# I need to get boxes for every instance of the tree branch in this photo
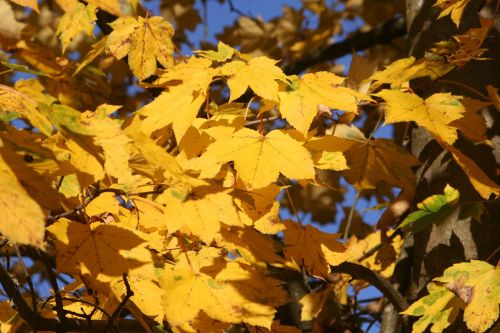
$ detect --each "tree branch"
[0,263,146,332]
[331,262,408,312]
[284,16,407,74]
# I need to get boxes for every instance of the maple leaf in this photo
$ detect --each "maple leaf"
[201,128,315,189]
[278,72,370,135]
[0,83,53,137]
[405,260,500,333]
[434,260,500,333]
[434,0,470,27]
[217,226,284,266]
[221,56,286,102]
[445,145,500,199]
[299,286,334,321]
[196,41,235,62]
[342,138,420,193]
[368,57,453,89]
[402,283,462,333]
[47,219,151,281]
[56,2,97,53]
[0,149,45,248]
[376,90,465,145]
[400,184,459,233]
[107,16,175,80]
[161,186,242,243]
[112,264,165,322]
[283,220,345,278]
[159,248,287,329]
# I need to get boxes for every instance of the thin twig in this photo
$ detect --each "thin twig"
[38,250,66,325]
[105,274,134,333]
[245,116,278,127]
[13,245,37,312]
[343,190,362,241]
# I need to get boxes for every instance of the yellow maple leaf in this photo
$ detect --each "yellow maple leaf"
[0,84,53,137]
[283,220,345,278]
[47,219,151,281]
[278,72,370,135]
[368,57,453,89]
[299,286,334,321]
[160,248,287,329]
[376,90,465,145]
[434,0,470,27]
[112,264,165,322]
[162,186,242,243]
[435,260,500,333]
[139,85,206,141]
[221,57,286,102]
[445,145,500,199]
[56,2,97,53]
[405,260,499,333]
[0,150,45,248]
[402,283,462,333]
[343,138,420,193]
[217,226,284,266]
[107,16,175,80]
[201,128,315,189]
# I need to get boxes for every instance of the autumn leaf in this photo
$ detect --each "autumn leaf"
[376,90,465,144]
[0,149,45,248]
[196,41,235,62]
[402,283,462,333]
[221,56,286,102]
[299,286,334,321]
[368,57,454,89]
[47,219,151,281]
[0,83,53,137]
[434,260,500,333]
[283,220,345,278]
[107,16,175,80]
[405,260,500,333]
[161,186,242,243]
[201,128,315,189]
[159,248,287,329]
[445,145,500,199]
[56,2,97,53]
[434,0,470,27]
[278,72,371,135]
[400,184,459,233]
[342,138,420,193]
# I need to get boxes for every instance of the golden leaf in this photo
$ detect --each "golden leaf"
[435,260,500,333]
[445,145,500,199]
[283,220,345,278]
[107,16,175,80]
[47,219,151,281]
[201,128,315,189]
[221,57,286,102]
[56,2,97,53]
[160,248,287,329]
[0,149,45,248]
[434,0,470,27]
[278,72,370,135]
[376,90,465,145]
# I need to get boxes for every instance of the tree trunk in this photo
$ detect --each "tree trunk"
[399,0,500,327]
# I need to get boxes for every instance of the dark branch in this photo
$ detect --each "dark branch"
[284,16,407,74]
[0,263,146,332]
[105,274,135,332]
[331,262,409,312]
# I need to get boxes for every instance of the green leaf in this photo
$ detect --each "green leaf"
[400,184,459,233]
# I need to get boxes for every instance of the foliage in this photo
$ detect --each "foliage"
[0,0,498,332]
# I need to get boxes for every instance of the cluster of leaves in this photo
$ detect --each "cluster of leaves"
[0,0,499,332]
